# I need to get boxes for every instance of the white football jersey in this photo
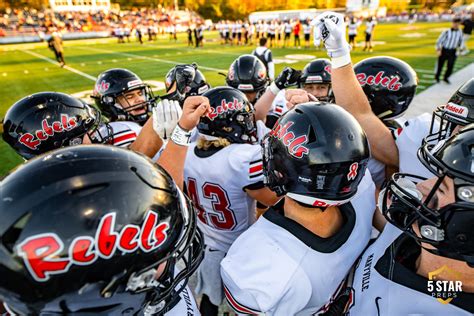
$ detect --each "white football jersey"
[163,285,200,316]
[393,113,438,178]
[98,121,142,148]
[348,22,359,35]
[220,170,376,315]
[184,122,269,252]
[347,223,474,315]
[268,89,288,118]
[367,158,386,188]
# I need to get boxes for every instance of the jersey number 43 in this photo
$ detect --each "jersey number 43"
[187,178,237,230]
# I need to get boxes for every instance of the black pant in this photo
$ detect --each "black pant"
[435,48,457,80]
[54,50,65,64]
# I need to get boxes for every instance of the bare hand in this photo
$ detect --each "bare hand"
[285,89,311,110]
[179,96,210,131]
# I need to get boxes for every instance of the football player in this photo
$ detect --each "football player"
[316,12,474,179]
[225,54,269,105]
[266,58,333,128]
[346,125,474,315]
[2,92,111,160]
[0,94,210,315]
[0,145,204,315]
[91,68,155,149]
[220,101,376,314]
[93,68,155,125]
[353,56,418,188]
[184,86,280,315]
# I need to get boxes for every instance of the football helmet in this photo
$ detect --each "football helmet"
[298,58,333,101]
[2,92,110,159]
[381,124,474,266]
[93,68,155,124]
[425,78,474,145]
[225,54,268,101]
[0,145,204,314]
[262,102,370,208]
[354,56,418,121]
[186,69,211,96]
[197,86,257,144]
[164,63,198,101]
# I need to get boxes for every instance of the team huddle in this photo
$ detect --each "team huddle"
[1,11,473,316]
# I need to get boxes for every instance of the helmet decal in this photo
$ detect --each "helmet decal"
[18,114,78,150]
[227,65,235,81]
[16,210,170,282]
[207,98,245,121]
[356,71,402,91]
[445,102,468,118]
[269,121,309,159]
[96,80,110,94]
[127,79,142,88]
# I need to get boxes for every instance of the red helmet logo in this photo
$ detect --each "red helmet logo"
[269,121,309,159]
[17,210,169,282]
[18,114,78,150]
[356,71,402,91]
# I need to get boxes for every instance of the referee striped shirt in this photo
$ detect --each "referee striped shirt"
[436,28,463,50]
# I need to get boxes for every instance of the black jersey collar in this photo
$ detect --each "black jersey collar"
[262,204,356,253]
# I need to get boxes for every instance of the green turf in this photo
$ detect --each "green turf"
[0,21,473,176]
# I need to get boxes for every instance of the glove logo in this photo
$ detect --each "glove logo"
[16,210,170,282]
[18,114,78,150]
[356,71,402,91]
[269,121,309,159]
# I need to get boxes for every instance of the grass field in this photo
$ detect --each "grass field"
[0,21,473,176]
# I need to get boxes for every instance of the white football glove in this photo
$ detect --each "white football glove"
[152,99,182,140]
[315,12,351,63]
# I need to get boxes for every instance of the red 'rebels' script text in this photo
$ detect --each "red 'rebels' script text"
[356,71,402,91]
[18,114,78,150]
[17,210,169,282]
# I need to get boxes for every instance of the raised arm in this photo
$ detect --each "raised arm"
[315,12,399,167]
[158,96,210,190]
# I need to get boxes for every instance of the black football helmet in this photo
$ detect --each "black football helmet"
[186,69,211,96]
[298,58,333,101]
[93,68,155,124]
[380,124,474,266]
[354,56,418,121]
[425,78,474,146]
[197,86,257,144]
[2,92,110,159]
[225,54,268,101]
[262,102,370,208]
[164,63,197,101]
[0,145,204,314]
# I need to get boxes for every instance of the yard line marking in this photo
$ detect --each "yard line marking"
[414,68,435,74]
[22,50,96,81]
[77,46,226,72]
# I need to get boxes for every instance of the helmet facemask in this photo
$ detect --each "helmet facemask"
[381,135,474,266]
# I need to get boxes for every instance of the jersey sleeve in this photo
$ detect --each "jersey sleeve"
[393,113,435,177]
[221,224,312,315]
[270,90,288,118]
[106,121,141,148]
[228,144,264,191]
